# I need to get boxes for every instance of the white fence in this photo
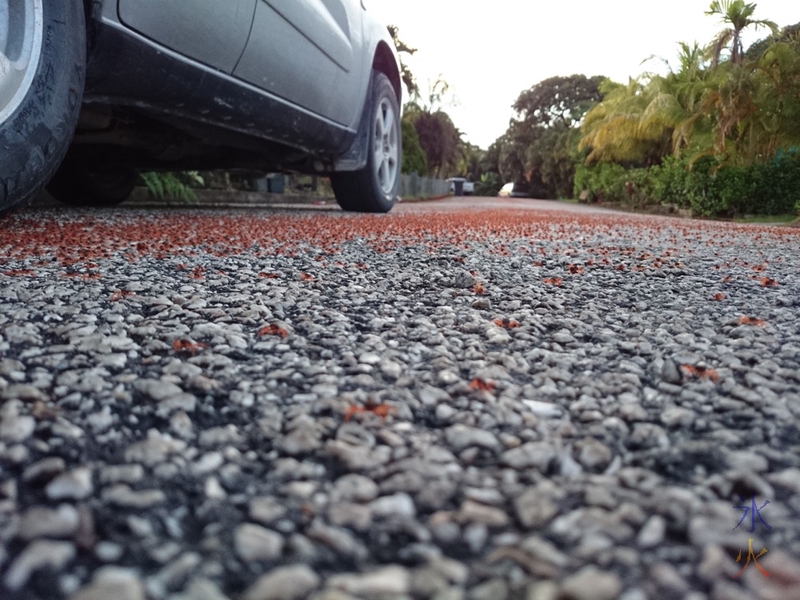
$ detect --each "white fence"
[400,174,449,199]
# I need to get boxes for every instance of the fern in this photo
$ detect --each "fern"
[140,172,203,202]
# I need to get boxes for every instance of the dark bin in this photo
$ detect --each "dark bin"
[267,174,285,193]
[453,179,464,196]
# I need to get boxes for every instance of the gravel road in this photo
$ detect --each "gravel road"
[0,199,799,600]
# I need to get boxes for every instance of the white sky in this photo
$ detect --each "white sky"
[369,0,798,149]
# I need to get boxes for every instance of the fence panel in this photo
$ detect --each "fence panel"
[400,174,449,198]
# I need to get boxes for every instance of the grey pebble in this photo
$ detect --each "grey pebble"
[45,467,94,501]
[327,566,410,596]
[234,524,284,562]
[5,539,76,591]
[69,567,145,600]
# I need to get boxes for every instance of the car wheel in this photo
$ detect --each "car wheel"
[0,0,85,217]
[47,164,139,206]
[331,72,401,213]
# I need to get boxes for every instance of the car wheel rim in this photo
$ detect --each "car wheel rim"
[373,97,398,196]
[0,0,44,123]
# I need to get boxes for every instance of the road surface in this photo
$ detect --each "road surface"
[0,197,798,599]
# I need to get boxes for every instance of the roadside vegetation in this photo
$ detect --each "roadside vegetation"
[482,1,800,219]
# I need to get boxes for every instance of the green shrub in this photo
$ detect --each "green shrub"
[577,150,800,217]
[141,171,203,202]
[754,150,800,215]
[650,156,690,208]
[475,172,502,196]
[401,119,428,175]
[574,162,628,203]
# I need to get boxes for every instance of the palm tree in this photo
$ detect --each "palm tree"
[705,1,778,66]
[579,78,669,165]
[640,42,712,155]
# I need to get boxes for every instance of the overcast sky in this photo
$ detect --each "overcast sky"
[369,0,798,149]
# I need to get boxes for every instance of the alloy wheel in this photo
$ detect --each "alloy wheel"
[372,97,399,196]
[0,0,44,123]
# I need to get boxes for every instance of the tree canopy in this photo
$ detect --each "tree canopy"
[513,75,604,129]
[578,12,800,167]
[407,110,461,178]
[494,75,605,197]
[479,4,800,216]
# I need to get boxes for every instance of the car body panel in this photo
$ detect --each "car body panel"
[81,19,353,163]
[76,0,398,173]
[266,0,354,72]
[117,0,257,73]
[234,0,366,126]
[498,182,530,198]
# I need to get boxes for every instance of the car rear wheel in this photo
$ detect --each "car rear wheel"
[331,72,401,213]
[0,0,85,217]
[47,164,139,206]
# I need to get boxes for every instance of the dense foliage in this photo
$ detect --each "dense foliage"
[575,149,800,217]
[141,171,203,202]
[484,3,800,215]
[401,119,428,175]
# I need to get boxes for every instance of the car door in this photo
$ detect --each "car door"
[233,0,365,125]
[117,0,257,73]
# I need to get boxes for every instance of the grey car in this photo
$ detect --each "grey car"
[0,0,403,216]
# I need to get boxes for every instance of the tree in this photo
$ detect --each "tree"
[579,78,673,166]
[492,129,528,188]
[641,42,713,157]
[456,142,485,180]
[404,75,462,178]
[706,1,778,66]
[569,5,800,216]
[513,75,604,129]
[694,35,800,162]
[745,21,800,60]
[500,75,605,196]
[410,110,461,177]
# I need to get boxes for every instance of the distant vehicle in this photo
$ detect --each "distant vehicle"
[498,182,530,198]
[448,177,474,196]
[1,0,402,216]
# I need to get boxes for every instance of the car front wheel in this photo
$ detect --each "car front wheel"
[0,0,86,217]
[331,71,401,213]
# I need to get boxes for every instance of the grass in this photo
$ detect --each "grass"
[733,214,798,224]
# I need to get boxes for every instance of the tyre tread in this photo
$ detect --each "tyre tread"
[0,5,85,217]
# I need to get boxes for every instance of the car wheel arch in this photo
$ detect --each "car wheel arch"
[371,41,401,104]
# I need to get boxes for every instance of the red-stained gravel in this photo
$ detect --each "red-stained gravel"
[1,203,799,600]
[1,207,797,272]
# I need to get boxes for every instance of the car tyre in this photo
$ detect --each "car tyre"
[0,0,85,217]
[47,164,139,206]
[331,71,401,213]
